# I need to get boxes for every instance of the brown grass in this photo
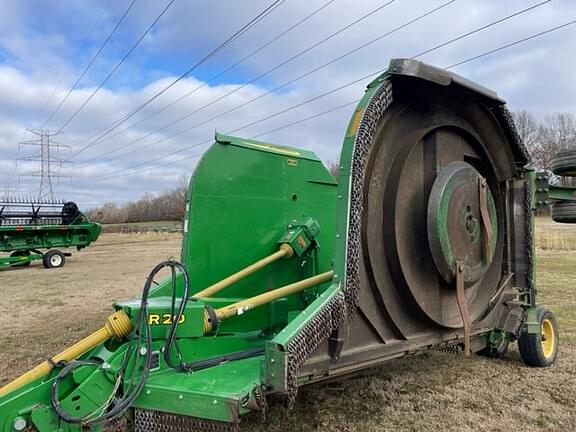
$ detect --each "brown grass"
[0,222,575,431]
[535,216,576,250]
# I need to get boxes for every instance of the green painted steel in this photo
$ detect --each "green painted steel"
[178,132,336,303]
[332,73,387,289]
[534,171,576,206]
[0,251,43,267]
[0,132,338,431]
[1,60,571,431]
[0,222,101,268]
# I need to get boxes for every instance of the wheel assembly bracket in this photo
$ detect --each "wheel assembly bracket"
[523,306,542,335]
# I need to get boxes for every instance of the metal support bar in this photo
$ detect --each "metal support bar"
[204,271,334,332]
[193,244,294,298]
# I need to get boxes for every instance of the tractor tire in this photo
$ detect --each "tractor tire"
[10,250,31,267]
[518,307,559,367]
[551,150,576,176]
[478,337,509,359]
[550,200,576,224]
[43,250,65,269]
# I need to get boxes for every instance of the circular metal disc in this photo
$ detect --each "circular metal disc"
[359,89,509,330]
[427,161,497,284]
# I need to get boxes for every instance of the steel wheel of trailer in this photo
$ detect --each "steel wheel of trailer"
[43,250,65,269]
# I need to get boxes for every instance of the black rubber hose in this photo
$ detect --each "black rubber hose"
[50,260,181,426]
[162,260,193,371]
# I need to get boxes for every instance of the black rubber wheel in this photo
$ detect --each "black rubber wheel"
[518,307,559,367]
[10,250,31,267]
[478,337,509,359]
[550,200,576,224]
[43,250,65,269]
[551,150,576,176]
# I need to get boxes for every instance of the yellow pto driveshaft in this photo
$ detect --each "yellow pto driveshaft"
[204,270,333,333]
[0,310,133,397]
[194,244,294,298]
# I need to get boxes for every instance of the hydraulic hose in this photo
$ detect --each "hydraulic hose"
[50,260,184,426]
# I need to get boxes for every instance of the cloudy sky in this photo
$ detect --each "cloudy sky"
[0,0,575,207]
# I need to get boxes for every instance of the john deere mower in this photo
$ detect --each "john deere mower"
[0,200,101,269]
[0,59,569,431]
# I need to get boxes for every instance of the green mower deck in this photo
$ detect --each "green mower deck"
[0,59,571,432]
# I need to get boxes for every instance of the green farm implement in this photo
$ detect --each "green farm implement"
[1,59,572,431]
[0,200,101,269]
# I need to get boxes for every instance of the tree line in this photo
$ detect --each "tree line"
[87,111,575,223]
[86,176,188,223]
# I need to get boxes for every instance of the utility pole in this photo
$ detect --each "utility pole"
[18,129,70,201]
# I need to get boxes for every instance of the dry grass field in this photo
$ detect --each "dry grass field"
[0,219,575,431]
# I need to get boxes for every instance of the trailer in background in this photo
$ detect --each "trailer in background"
[0,200,101,269]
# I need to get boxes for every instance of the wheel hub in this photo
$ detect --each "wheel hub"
[541,318,555,359]
[427,161,497,284]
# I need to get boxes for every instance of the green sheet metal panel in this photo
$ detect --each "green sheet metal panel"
[0,223,101,252]
[179,133,337,308]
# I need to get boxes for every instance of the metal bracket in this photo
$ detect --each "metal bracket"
[478,178,493,263]
[328,330,344,362]
[262,343,288,392]
[455,261,471,356]
[524,306,541,335]
[278,217,320,257]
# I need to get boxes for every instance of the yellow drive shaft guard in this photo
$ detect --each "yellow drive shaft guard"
[0,310,133,397]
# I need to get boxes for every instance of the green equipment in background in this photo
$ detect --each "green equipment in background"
[0,59,571,431]
[0,200,101,269]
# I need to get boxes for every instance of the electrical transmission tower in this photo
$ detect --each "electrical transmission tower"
[18,129,70,201]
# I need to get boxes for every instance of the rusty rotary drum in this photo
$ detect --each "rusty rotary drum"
[359,74,511,333]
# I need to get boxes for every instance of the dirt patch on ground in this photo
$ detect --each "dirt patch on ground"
[0,231,574,431]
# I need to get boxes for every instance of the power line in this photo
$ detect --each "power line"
[37,0,115,126]
[81,0,335,163]
[74,0,400,164]
[90,0,528,166]
[446,18,576,69]
[74,3,564,186]
[89,0,548,167]
[68,0,286,158]
[251,100,360,140]
[411,0,551,59]
[74,100,360,185]
[113,0,544,165]
[75,102,356,184]
[55,0,177,133]
[42,0,137,129]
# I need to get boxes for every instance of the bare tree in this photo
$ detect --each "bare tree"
[175,175,189,220]
[328,161,340,180]
[534,113,576,172]
[87,177,190,224]
[512,110,540,159]
[86,202,126,224]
